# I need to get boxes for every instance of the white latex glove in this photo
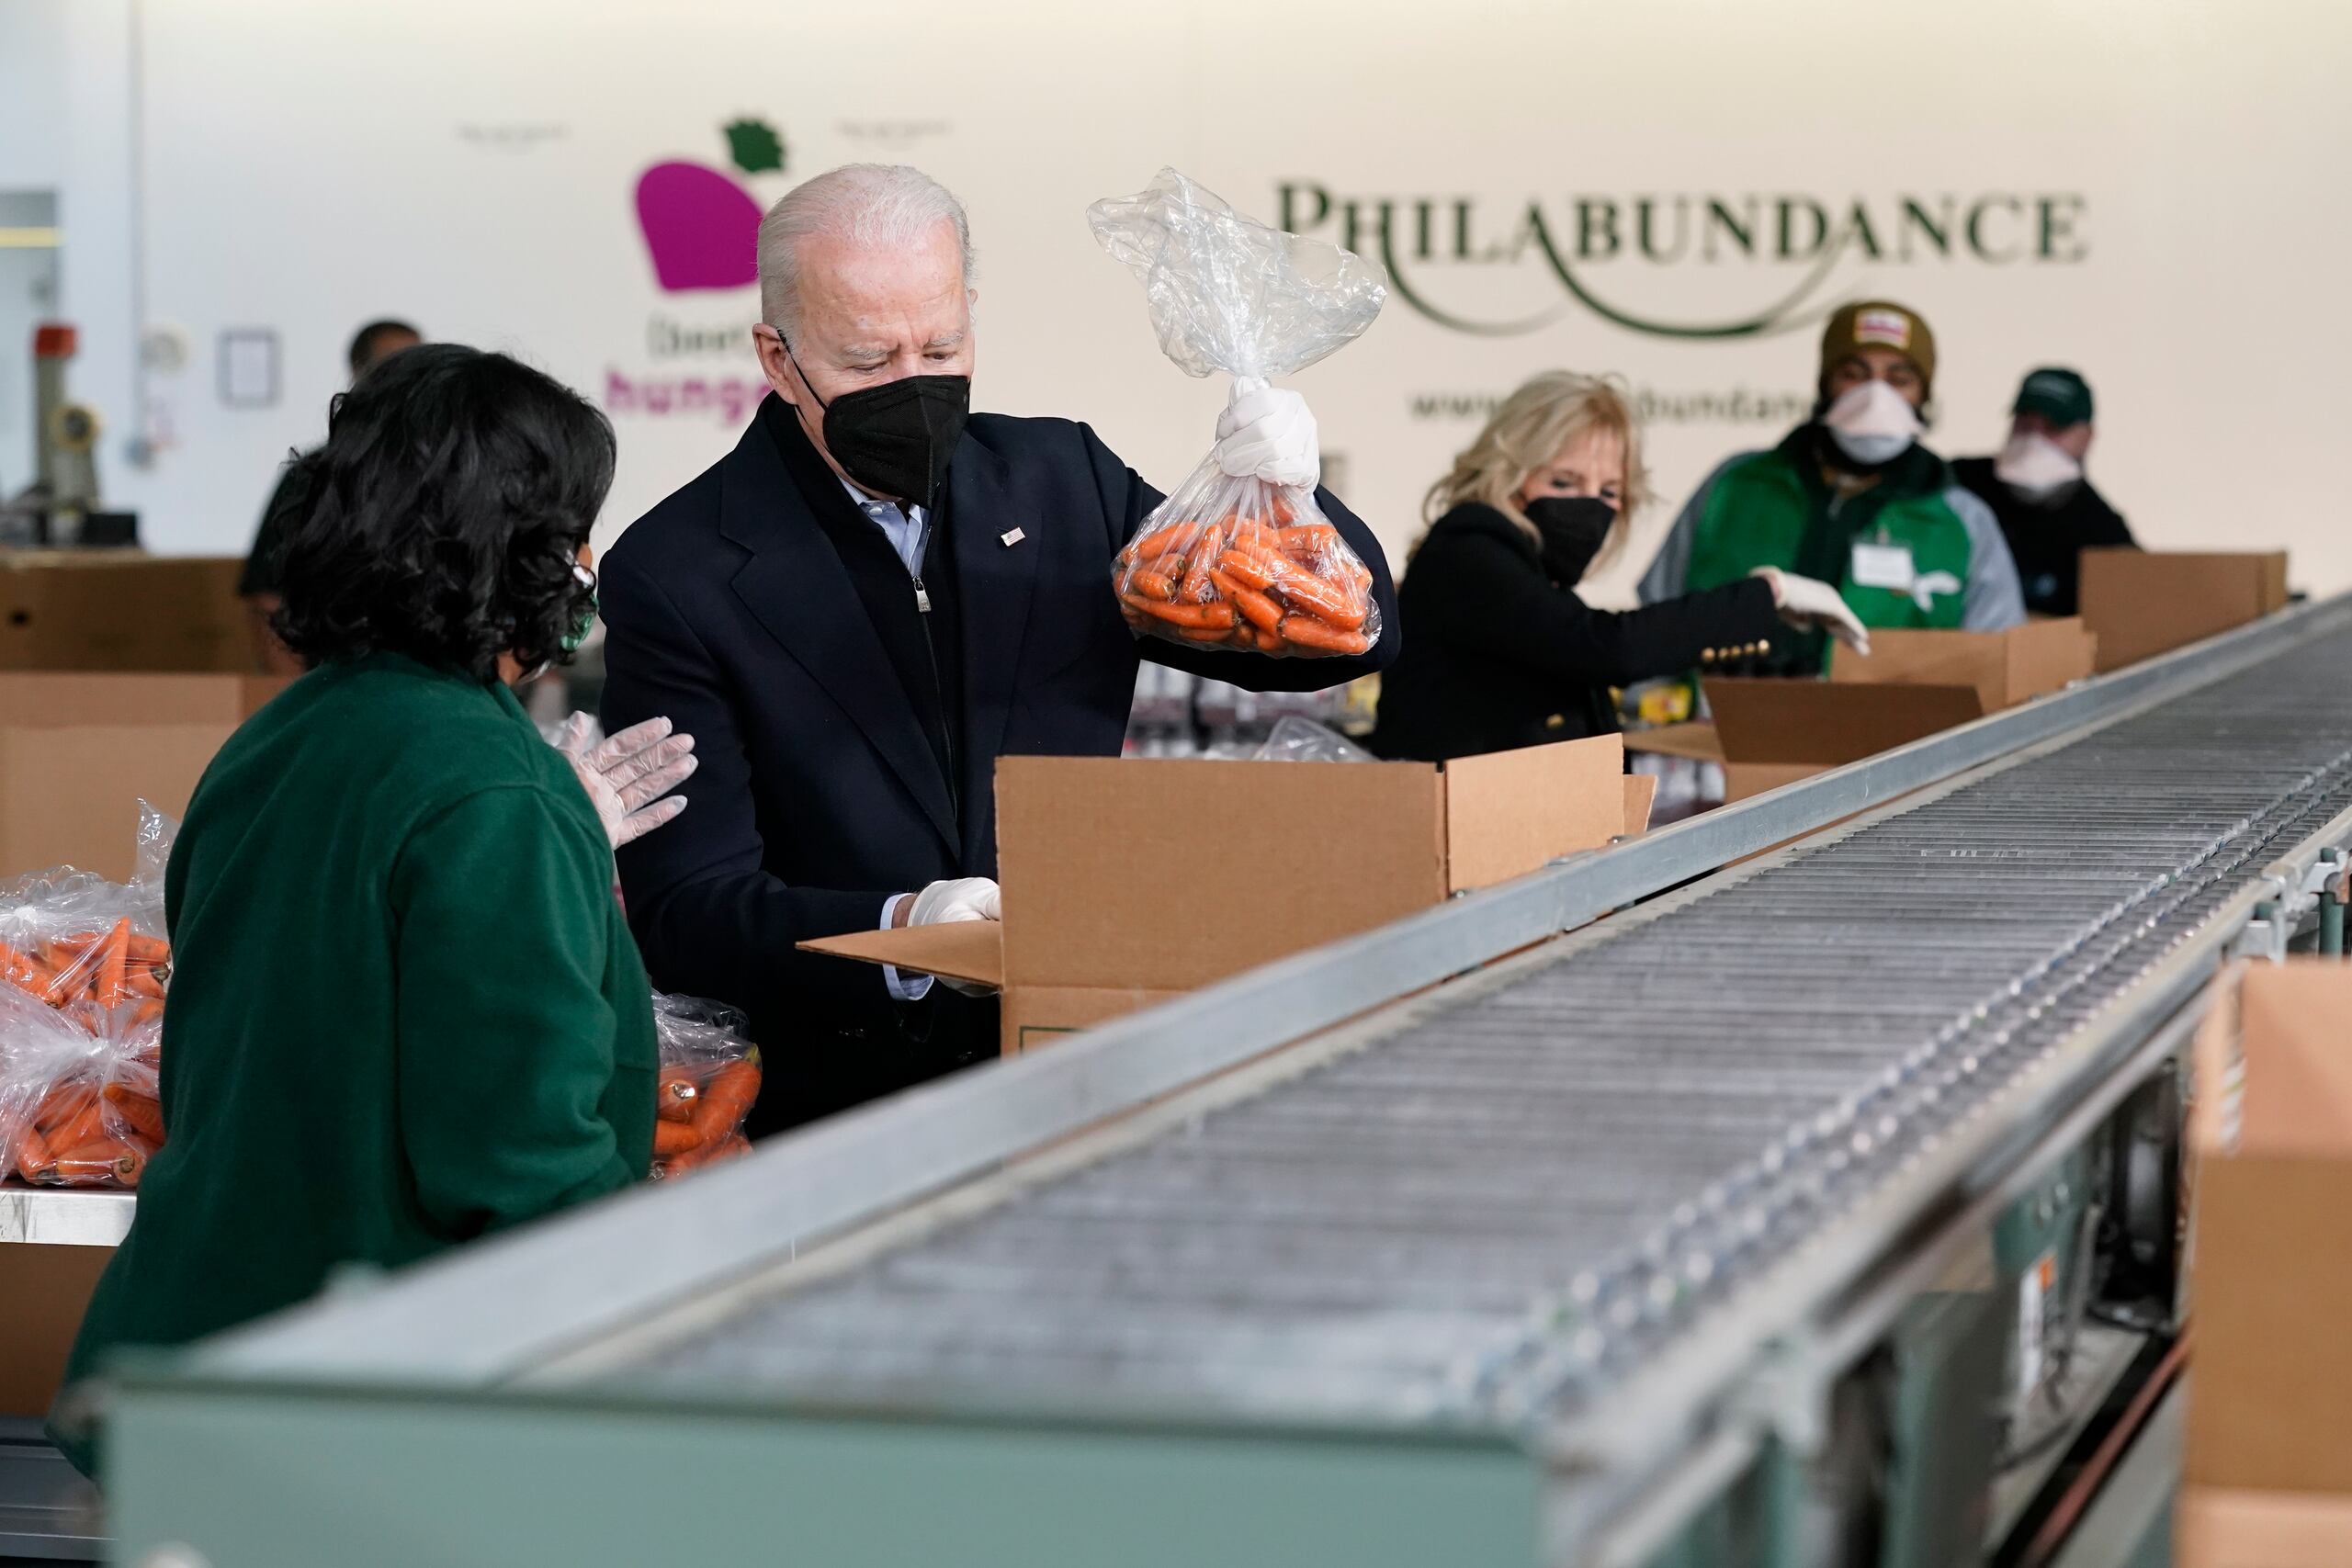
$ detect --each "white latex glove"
[907,876,1001,925]
[1211,378,1320,488]
[553,712,697,850]
[903,876,1001,997]
[1754,569,1871,657]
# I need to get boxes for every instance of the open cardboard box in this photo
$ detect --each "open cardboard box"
[0,672,289,880]
[0,553,255,673]
[1624,620,2097,804]
[805,736,1650,1055]
[2079,549,2289,673]
[1826,616,2096,713]
[2178,960,2352,1567]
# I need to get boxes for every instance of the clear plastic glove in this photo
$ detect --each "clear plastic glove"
[901,876,1001,996]
[1754,568,1872,657]
[1211,378,1319,488]
[553,712,697,849]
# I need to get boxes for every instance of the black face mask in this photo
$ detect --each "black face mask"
[1523,495,1616,586]
[785,341,970,510]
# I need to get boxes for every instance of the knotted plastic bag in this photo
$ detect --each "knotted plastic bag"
[648,992,761,1178]
[0,804,177,1188]
[1090,168,1387,658]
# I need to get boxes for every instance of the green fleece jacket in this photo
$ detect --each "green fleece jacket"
[54,655,654,1472]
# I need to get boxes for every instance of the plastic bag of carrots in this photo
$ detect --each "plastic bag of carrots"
[0,806,177,1189]
[649,993,762,1179]
[1090,169,1386,658]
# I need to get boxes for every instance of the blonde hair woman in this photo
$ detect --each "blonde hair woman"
[1367,371,1865,761]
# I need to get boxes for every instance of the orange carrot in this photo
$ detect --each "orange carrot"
[125,934,171,964]
[1122,594,1236,630]
[1209,569,1283,633]
[1172,623,1238,644]
[10,1122,54,1180]
[1272,521,1341,554]
[663,1141,718,1175]
[45,1097,106,1154]
[1124,520,1201,563]
[688,1058,763,1145]
[1254,625,1289,653]
[39,948,93,1007]
[124,966,165,999]
[1177,524,1227,604]
[129,998,165,1031]
[1214,547,1281,594]
[103,1082,165,1144]
[1220,544,1366,624]
[1279,614,1373,656]
[96,919,131,1010]
[657,1066,699,1123]
[47,1139,142,1187]
[1268,570,1364,629]
[653,1119,702,1157]
[1128,570,1178,601]
[2,956,54,1001]
[36,1081,97,1134]
[1268,492,1298,525]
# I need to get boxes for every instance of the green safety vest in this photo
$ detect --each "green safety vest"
[1686,428,1976,670]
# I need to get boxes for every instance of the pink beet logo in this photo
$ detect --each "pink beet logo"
[634,118,785,292]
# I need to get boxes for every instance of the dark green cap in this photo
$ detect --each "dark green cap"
[2012,367,2093,427]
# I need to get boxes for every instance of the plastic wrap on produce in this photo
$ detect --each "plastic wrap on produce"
[649,992,762,1177]
[1091,169,1386,659]
[1250,715,1374,764]
[0,803,178,1188]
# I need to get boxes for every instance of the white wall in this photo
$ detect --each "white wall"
[6,0,2349,604]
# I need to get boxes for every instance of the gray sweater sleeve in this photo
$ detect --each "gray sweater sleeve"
[1946,484,2028,630]
[1638,453,1755,604]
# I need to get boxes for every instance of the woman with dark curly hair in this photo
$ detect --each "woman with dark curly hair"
[53,346,682,1473]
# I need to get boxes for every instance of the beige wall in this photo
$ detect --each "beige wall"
[14,0,2350,599]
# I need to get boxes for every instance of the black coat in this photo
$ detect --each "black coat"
[1367,502,1780,763]
[600,395,1398,1134]
[1951,457,2134,617]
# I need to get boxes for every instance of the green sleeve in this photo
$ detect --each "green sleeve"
[390,784,638,1237]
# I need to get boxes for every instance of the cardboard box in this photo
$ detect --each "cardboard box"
[1826,617,2097,713]
[0,1244,115,1417]
[2079,549,2290,673]
[0,672,285,880]
[0,553,254,673]
[2179,961,2352,1567]
[1624,622,2098,805]
[1625,680,1984,805]
[805,736,1645,1054]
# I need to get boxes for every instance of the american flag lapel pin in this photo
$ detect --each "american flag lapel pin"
[1000,527,1025,547]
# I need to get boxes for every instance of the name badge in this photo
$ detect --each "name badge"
[1849,542,1917,592]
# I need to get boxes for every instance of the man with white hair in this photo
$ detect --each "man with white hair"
[600,164,1399,1134]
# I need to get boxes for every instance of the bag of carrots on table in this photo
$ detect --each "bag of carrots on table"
[649,992,762,1179]
[0,806,178,1189]
[1089,168,1388,659]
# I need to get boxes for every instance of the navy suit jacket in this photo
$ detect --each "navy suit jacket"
[601,396,1398,1132]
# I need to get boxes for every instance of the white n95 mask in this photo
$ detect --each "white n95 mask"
[1994,432,2084,502]
[1822,379,1923,466]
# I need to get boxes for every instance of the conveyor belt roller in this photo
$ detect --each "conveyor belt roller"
[633,628,2352,1428]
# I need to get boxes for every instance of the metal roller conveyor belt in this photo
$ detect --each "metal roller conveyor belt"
[626,626,2352,1430]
